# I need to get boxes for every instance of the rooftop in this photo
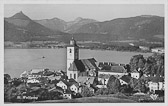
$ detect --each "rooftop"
[68,58,98,72]
[77,76,95,85]
[120,75,132,83]
[100,66,126,73]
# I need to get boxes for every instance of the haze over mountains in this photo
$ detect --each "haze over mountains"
[4,11,164,43]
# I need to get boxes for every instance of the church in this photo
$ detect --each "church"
[66,38,98,81]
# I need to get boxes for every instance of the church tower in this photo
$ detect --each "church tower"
[66,37,79,80]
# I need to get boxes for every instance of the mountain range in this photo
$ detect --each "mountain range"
[4,11,164,43]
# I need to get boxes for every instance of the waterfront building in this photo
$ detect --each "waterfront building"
[151,47,164,54]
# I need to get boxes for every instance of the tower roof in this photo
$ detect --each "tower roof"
[69,37,78,46]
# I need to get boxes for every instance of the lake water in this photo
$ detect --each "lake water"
[4,48,152,78]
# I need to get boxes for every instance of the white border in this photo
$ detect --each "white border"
[0,0,167,106]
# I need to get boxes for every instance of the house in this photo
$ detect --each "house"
[29,68,46,74]
[98,66,127,79]
[147,76,164,93]
[96,85,107,88]
[27,79,40,83]
[151,47,164,54]
[56,79,69,90]
[63,91,72,99]
[70,83,79,93]
[139,46,150,51]
[77,76,96,87]
[47,74,61,81]
[98,74,111,85]
[28,73,42,79]
[131,69,140,79]
[47,84,64,94]
[98,62,123,69]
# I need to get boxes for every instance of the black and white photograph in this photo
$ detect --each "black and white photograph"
[2,0,167,104]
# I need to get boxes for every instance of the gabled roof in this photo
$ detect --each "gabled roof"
[120,75,132,83]
[43,71,54,76]
[58,79,71,86]
[68,58,98,72]
[77,76,95,85]
[100,66,126,73]
[81,58,98,70]
[68,78,77,84]
[99,74,111,79]
[111,66,126,73]
[70,83,79,88]
[98,62,117,67]
[132,69,139,73]
[148,76,164,83]
[58,79,79,87]
[68,60,85,71]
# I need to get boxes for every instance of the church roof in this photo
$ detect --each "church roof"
[68,58,98,72]
[68,60,85,72]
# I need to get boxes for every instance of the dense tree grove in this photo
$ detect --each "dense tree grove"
[129,53,164,77]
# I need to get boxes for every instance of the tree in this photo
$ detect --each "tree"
[107,75,121,94]
[95,88,109,95]
[129,54,146,72]
[143,53,164,76]
[133,79,148,93]
[80,85,93,97]
[125,64,131,73]
[4,74,11,84]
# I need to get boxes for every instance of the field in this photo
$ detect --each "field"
[35,96,137,103]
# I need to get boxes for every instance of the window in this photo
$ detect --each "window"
[70,74,72,78]
[69,49,72,53]
[74,73,76,79]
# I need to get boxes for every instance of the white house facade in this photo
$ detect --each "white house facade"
[70,84,78,93]
[57,81,68,90]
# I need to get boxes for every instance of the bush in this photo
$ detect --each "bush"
[80,86,94,97]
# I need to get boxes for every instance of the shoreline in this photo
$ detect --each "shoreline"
[4,47,152,53]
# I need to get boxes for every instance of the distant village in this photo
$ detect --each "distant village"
[4,40,164,53]
[4,38,164,103]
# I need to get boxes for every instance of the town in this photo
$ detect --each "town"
[4,38,164,103]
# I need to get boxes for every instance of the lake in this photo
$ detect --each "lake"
[4,48,152,78]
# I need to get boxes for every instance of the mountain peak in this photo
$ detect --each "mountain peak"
[75,17,83,22]
[10,11,31,20]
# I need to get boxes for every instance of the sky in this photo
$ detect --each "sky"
[4,4,164,21]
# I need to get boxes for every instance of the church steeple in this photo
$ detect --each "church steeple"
[70,37,77,46]
[67,37,79,80]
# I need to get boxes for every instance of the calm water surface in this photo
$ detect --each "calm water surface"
[4,48,152,78]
